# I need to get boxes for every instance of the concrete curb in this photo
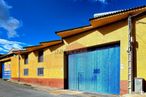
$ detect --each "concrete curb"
[121,93,146,97]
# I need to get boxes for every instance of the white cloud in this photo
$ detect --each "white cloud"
[0,38,27,53]
[0,0,21,38]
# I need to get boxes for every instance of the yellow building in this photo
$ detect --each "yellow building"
[1,5,146,95]
[0,53,15,80]
[11,40,64,88]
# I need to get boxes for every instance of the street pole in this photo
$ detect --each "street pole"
[18,51,21,82]
[128,16,134,94]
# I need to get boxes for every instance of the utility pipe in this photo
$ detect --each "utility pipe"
[18,51,21,82]
[127,15,134,94]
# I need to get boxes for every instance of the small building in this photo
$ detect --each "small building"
[9,40,63,88]
[1,5,146,95]
[0,53,16,80]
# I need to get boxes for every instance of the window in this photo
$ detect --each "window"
[24,54,28,64]
[37,68,44,76]
[24,69,28,76]
[38,50,43,62]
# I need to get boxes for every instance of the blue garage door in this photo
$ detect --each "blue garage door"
[68,44,120,94]
[2,63,11,80]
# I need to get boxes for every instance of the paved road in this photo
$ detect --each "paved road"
[0,79,119,97]
[0,80,57,97]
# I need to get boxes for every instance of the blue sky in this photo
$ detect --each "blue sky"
[0,0,146,54]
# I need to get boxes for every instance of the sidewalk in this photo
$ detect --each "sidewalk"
[9,80,120,97]
[9,80,145,97]
[122,94,146,97]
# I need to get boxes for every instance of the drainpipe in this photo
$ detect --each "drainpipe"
[127,15,134,94]
[18,51,21,82]
[127,11,145,94]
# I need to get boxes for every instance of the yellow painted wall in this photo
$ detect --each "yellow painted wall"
[56,15,146,81]
[11,55,19,78]
[0,55,19,78]
[63,20,129,81]
[3,61,11,78]
[135,16,146,79]
[16,19,129,81]
[19,46,64,79]
[4,61,11,71]
[8,15,146,83]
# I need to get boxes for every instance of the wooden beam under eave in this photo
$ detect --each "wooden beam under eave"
[0,57,11,62]
[56,26,93,38]
[40,41,62,46]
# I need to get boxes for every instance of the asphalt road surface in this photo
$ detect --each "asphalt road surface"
[0,79,119,97]
[0,79,58,97]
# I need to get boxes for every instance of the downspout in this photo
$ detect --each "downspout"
[127,15,134,94]
[18,52,21,82]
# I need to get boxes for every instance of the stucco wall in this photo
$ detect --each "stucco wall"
[11,55,19,78]
[9,15,146,94]
[135,16,146,79]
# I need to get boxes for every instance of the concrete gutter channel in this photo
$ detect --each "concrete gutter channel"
[8,80,146,97]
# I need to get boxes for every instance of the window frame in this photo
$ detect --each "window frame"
[38,50,44,62]
[24,54,28,64]
[24,68,28,76]
[37,67,44,76]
